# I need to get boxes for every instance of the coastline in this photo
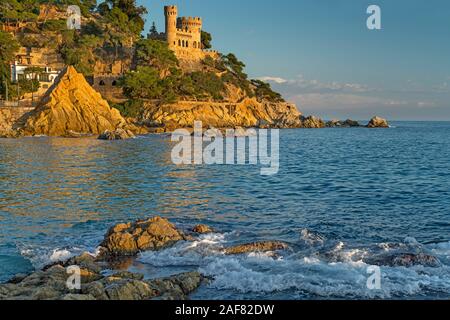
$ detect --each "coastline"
[1,213,446,300]
[0,216,289,300]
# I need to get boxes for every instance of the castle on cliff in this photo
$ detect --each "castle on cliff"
[163,5,218,61]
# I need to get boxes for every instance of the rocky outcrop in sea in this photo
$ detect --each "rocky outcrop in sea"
[98,128,136,140]
[15,66,143,138]
[0,217,199,300]
[0,217,442,300]
[367,116,389,128]
[326,119,361,128]
[98,216,191,258]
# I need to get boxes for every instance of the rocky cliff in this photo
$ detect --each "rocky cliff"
[19,66,135,137]
[0,107,36,138]
[141,98,306,131]
[0,109,14,137]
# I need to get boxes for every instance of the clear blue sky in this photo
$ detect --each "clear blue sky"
[138,0,450,120]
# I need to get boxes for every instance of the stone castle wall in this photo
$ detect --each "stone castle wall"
[87,74,125,103]
[164,5,218,62]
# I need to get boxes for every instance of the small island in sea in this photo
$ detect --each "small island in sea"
[0,1,448,304]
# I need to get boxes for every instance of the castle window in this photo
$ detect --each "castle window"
[99,80,105,86]
[112,80,117,86]
[178,39,181,46]
[186,41,189,48]
[182,40,185,47]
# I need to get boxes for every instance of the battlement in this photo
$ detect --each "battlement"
[179,17,202,24]
[164,5,178,14]
[177,16,202,34]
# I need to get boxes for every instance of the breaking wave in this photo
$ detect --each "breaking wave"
[19,245,93,269]
[138,232,450,300]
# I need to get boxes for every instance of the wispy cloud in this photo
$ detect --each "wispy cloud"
[433,81,449,93]
[258,76,288,84]
[259,74,445,115]
[259,74,371,93]
[289,93,408,110]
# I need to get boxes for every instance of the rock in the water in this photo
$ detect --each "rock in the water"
[99,216,187,257]
[111,271,144,281]
[98,128,135,140]
[326,119,341,128]
[63,252,101,273]
[63,130,93,138]
[300,116,325,128]
[0,252,202,300]
[300,229,326,245]
[103,278,156,300]
[0,265,69,300]
[192,224,214,234]
[230,127,257,137]
[148,271,202,300]
[327,119,361,128]
[19,66,132,137]
[364,253,440,267]
[62,293,96,300]
[342,119,361,127]
[224,241,289,255]
[367,116,389,128]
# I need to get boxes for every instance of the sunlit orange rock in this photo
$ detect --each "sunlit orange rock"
[20,66,130,137]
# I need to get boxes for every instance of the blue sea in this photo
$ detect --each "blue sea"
[0,121,449,299]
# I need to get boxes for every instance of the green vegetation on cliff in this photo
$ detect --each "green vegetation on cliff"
[119,39,283,112]
[0,31,19,99]
[0,30,39,100]
[201,30,212,49]
[1,0,146,76]
[251,80,284,103]
[1,0,285,114]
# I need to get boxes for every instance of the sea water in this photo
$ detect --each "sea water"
[0,121,449,299]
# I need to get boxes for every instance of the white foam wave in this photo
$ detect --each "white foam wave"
[299,229,325,246]
[137,233,450,299]
[19,246,87,269]
[49,249,73,262]
[199,253,450,299]
[428,241,450,257]
[138,233,226,267]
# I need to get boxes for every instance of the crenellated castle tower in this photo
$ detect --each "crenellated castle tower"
[164,5,218,61]
[164,5,178,50]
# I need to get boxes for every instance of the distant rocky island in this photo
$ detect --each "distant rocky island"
[0,2,388,139]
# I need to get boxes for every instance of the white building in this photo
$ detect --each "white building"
[11,62,61,89]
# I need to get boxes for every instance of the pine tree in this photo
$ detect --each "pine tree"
[148,22,158,39]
